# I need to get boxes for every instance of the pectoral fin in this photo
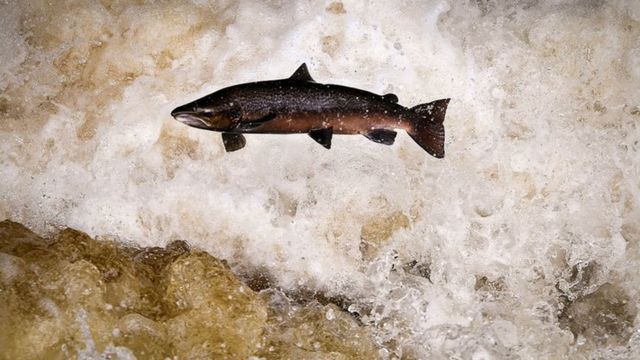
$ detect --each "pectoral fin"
[221,133,246,152]
[235,113,277,130]
[308,127,333,149]
[364,129,397,145]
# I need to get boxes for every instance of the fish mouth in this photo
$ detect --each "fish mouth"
[171,109,211,129]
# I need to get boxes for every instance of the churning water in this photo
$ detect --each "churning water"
[1,1,639,358]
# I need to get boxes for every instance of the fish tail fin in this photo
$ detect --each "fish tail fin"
[407,98,449,158]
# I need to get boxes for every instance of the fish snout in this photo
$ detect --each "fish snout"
[171,104,211,129]
[171,104,193,118]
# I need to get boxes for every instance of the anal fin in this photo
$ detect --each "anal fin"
[364,129,397,145]
[309,127,333,149]
[221,133,246,152]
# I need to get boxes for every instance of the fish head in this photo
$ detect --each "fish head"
[171,91,240,131]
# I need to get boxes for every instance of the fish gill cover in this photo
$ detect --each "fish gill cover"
[0,0,639,359]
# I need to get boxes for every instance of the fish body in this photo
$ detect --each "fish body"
[171,64,449,157]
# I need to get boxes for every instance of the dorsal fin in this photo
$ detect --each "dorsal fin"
[289,63,315,82]
[382,93,398,103]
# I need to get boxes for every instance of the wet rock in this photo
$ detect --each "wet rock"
[163,252,268,359]
[557,261,603,301]
[258,290,380,359]
[474,275,506,292]
[114,313,168,359]
[360,211,410,261]
[0,220,48,256]
[559,283,637,347]
[0,220,381,359]
[402,260,432,282]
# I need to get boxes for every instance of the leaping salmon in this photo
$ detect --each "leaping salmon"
[171,64,450,158]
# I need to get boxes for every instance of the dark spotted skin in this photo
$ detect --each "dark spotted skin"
[191,80,415,134]
[171,64,449,157]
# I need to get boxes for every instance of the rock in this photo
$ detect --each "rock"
[360,211,410,261]
[0,221,382,359]
[559,283,637,347]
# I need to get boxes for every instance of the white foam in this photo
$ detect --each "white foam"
[1,0,639,357]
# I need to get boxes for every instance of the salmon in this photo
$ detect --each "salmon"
[171,64,449,158]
